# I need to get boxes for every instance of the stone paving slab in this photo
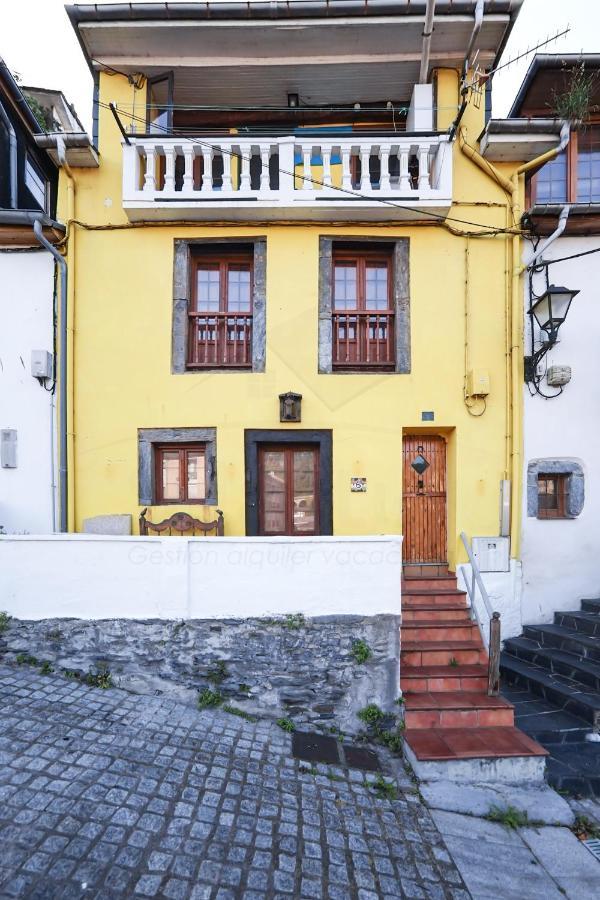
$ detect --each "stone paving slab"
[420,780,574,826]
[0,664,468,899]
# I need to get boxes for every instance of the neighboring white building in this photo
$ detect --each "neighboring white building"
[513,55,600,625]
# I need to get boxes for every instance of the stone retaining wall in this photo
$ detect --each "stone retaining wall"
[0,614,400,732]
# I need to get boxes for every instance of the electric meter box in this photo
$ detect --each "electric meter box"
[31,350,53,380]
[1,429,17,469]
[466,368,490,397]
[472,536,510,573]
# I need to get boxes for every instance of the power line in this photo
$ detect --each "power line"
[101,102,521,236]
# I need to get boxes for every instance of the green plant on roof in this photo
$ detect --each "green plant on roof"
[550,62,599,126]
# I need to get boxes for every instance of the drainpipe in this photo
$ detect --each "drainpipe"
[523,204,570,269]
[55,135,76,532]
[418,0,436,84]
[0,99,17,207]
[33,220,68,533]
[458,121,571,560]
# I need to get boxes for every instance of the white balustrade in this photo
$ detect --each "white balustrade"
[122,134,452,218]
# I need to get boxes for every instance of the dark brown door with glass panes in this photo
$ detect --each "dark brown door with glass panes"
[402,435,447,564]
[258,445,319,536]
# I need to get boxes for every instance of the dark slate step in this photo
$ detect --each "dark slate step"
[500,653,600,727]
[582,598,600,614]
[554,611,600,637]
[523,624,600,664]
[503,635,600,692]
[502,683,590,743]
[544,745,600,799]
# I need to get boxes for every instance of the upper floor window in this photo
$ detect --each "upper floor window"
[24,154,47,211]
[332,250,395,369]
[188,253,253,369]
[531,127,600,205]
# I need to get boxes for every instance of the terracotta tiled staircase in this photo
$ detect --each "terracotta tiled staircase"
[401,566,547,769]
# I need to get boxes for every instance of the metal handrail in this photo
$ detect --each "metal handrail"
[459,531,501,696]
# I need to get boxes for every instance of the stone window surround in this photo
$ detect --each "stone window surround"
[138,428,217,506]
[172,237,266,374]
[527,458,584,519]
[318,236,410,374]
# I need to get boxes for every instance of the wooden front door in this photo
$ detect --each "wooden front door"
[258,445,319,536]
[402,435,447,563]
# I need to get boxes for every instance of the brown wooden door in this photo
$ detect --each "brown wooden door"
[402,435,447,563]
[258,445,319,536]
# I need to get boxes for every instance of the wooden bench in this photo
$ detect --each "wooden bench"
[139,508,224,536]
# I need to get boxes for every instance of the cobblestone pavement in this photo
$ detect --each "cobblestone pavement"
[0,665,469,900]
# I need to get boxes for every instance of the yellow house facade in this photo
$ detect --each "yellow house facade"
[61,1,561,573]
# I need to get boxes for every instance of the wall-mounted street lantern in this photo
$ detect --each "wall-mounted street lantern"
[279,391,302,423]
[524,283,579,383]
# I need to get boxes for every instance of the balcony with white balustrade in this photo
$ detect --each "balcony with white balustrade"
[121,134,453,222]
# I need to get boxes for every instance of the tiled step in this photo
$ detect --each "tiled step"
[502,684,591,745]
[403,564,450,577]
[403,592,468,609]
[403,575,458,592]
[523,623,600,664]
[582,598,600,614]
[402,640,488,667]
[500,652,600,728]
[402,606,471,623]
[404,725,547,762]
[504,635,600,693]
[402,620,480,643]
[404,692,514,729]
[555,610,600,637]
[402,664,489,693]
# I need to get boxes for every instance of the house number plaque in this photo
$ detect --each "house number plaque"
[351,477,367,493]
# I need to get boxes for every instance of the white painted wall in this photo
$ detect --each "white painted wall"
[0,534,402,620]
[521,235,600,624]
[0,251,56,534]
[458,560,523,641]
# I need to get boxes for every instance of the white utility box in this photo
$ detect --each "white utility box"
[1,429,17,468]
[472,536,510,573]
[31,350,53,380]
[547,365,571,387]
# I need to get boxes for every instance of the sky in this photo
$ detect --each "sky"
[1,0,598,133]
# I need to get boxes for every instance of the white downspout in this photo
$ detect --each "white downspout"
[419,0,437,84]
[461,0,484,83]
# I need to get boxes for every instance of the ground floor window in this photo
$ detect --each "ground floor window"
[527,458,584,519]
[537,473,569,519]
[155,444,206,504]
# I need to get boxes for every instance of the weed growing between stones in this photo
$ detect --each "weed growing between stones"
[486,805,532,829]
[238,683,251,695]
[83,667,113,690]
[283,613,305,630]
[350,639,371,665]
[572,814,600,841]
[370,774,398,801]
[198,688,224,709]
[62,669,80,680]
[395,695,405,705]
[276,717,296,733]
[0,611,11,635]
[222,703,257,723]
[449,657,459,667]
[357,704,404,755]
[46,628,62,642]
[39,661,54,675]
[16,653,39,666]
[206,660,228,685]
[299,764,318,776]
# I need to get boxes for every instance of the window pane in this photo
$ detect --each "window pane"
[334,263,357,310]
[197,268,220,311]
[262,451,286,532]
[161,451,180,500]
[186,451,205,500]
[538,476,558,510]
[227,267,251,312]
[577,129,600,202]
[535,152,567,203]
[365,264,389,310]
[148,77,170,133]
[24,157,46,210]
[293,451,315,533]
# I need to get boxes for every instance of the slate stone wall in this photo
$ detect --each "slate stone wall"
[1,614,400,733]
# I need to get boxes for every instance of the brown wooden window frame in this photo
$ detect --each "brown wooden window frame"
[537,472,569,519]
[332,249,395,371]
[154,443,207,505]
[187,252,254,369]
[529,124,600,205]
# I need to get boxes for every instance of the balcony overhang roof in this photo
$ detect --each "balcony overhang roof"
[66,2,522,105]
[479,118,566,163]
